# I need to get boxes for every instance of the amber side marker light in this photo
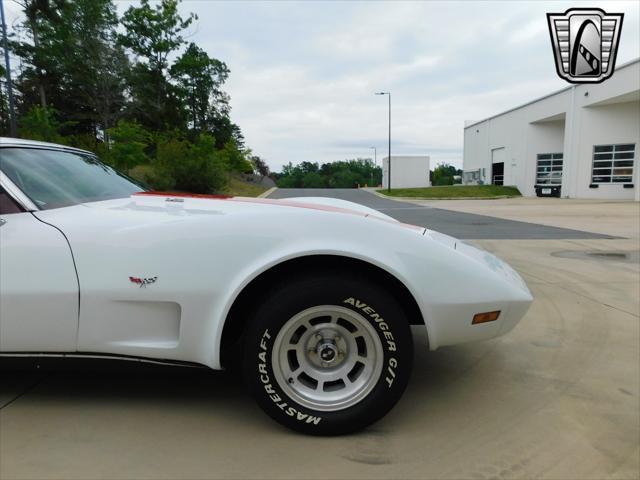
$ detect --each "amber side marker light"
[472,311,501,325]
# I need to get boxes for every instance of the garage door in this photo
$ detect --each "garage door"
[536,153,563,185]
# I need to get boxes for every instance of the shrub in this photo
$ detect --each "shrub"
[434,176,453,186]
[64,133,109,159]
[155,133,227,193]
[19,106,65,143]
[106,121,149,172]
[129,164,175,191]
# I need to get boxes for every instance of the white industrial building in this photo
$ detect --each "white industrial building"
[463,58,639,201]
[382,155,430,189]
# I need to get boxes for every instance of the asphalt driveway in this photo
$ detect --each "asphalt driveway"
[269,188,615,240]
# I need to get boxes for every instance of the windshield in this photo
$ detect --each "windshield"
[0,147,146,210]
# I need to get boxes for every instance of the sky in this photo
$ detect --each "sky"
[5,0,640,172]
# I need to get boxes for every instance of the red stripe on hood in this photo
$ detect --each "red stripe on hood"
[134,191,232,199]
[132,191,423,231]
[134,191,361,215]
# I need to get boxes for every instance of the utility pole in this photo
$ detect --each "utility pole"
[0,0,16,137]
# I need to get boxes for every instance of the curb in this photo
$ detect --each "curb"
[259,187,278,198]
[362,189,519,201]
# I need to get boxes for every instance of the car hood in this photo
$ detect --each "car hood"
[72,192,424,232]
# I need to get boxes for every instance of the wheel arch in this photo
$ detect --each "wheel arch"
[220,254,426,369]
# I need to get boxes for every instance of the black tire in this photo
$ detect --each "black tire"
[243,272,413,435]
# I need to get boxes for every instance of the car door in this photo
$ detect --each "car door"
[0,183,79,352]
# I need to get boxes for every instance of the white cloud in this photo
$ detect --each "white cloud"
[508,19,549,45]
[5,0,639,172]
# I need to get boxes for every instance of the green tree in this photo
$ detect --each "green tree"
[277,162,305,187]
[8,0,256,196]
[170,43,229,132]
[119,0,196,130]
[250,155,270,178]
[19,106,63,142]
[219,139,253,173]
[107,120,149,172]
[12,0,127,139]
[11,0,66,114]
[331,168,359,188]
[65,0,128,140]
[302,171,326,188]
[432,163,462,186]
[12,0,65,109]
[119,0,194,71]
[207,113,244,150]
[276,158,382,189]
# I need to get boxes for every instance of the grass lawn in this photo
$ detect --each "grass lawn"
[224,175,270,197]
[378,184,521,199]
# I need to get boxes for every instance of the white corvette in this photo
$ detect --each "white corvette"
[0,138,532,434]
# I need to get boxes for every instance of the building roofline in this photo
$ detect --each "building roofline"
[463,57,640,129]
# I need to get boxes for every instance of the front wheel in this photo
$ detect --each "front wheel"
[243,273,413,435]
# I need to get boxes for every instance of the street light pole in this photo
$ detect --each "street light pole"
[387,93,391,192]
[375,92,391,191]
[370,146,377,187]
[0,0,17,137]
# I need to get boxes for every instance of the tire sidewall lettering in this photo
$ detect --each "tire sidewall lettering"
[343,297,399,387]
[256,328,323,426]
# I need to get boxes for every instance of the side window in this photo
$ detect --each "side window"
[0,187,25,214]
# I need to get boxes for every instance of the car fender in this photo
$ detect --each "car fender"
[213,242,434,369]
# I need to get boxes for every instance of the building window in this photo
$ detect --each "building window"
[591,144,635,184]
[536,153,563,185]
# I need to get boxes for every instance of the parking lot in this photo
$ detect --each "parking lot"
[270,188,617,239]
[1,192,638,480]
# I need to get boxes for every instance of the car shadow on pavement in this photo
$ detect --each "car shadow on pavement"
[1,360,245,406]
[0,331,506,436]
[0,339,523,480]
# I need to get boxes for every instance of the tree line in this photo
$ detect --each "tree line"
[275,159,382,188]
[0,0,270,193]
[275,160,463,189]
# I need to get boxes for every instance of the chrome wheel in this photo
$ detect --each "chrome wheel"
[271,305,384,412]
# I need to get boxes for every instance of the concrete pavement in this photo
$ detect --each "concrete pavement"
[402,196,640,239]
